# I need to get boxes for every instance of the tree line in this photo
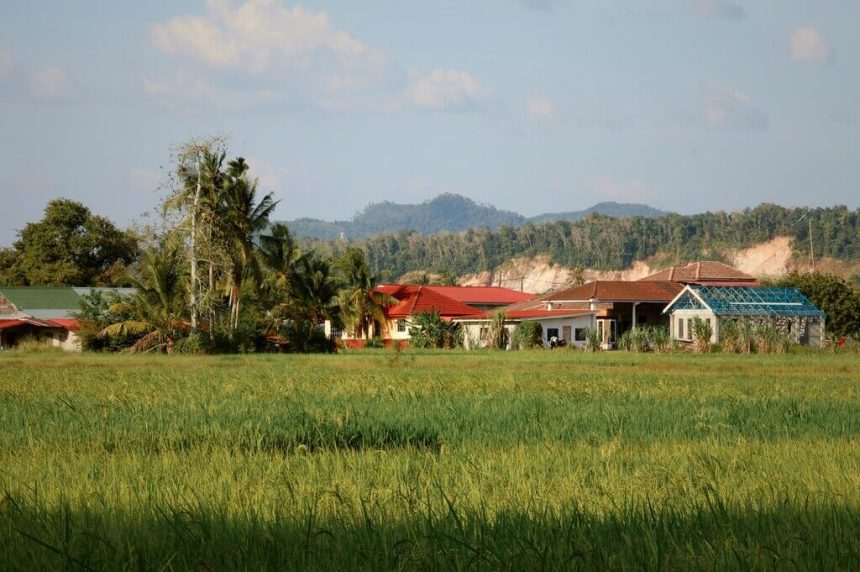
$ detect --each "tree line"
[300,203,859,279]
[0,138,392,353]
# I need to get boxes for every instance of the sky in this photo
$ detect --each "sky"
[0,0,858,245]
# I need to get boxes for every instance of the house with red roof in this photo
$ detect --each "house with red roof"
[0,286,134,351]
[331,284,532,347]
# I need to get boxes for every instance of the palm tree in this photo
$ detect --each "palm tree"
[278,253,341,351]
[99,243,187,353]
[335,247,396,339]
[221,158,278,334]
[259,222,301,292]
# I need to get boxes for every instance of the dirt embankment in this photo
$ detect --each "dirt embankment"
[459,256,654,294]
[454,236,860,294]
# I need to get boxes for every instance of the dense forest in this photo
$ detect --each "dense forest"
[302,204,860,278]
[283,193,668,239]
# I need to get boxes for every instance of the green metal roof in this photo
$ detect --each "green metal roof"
[665,285,825,318]
[0,287,83,311]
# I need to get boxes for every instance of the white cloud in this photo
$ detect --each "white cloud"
[527,95,556,119]
[693,0,745,21]
[704,88,769,130]
[790,27,834,63]
[152,0,387,75]
[149,1,400,111]
[590,177,655,202]
[27,66,73,100]
[407,69,485,111]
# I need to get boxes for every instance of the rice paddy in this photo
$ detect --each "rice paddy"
[1,350,859,570]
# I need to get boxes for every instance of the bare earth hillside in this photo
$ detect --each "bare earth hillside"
[451,236,858,294]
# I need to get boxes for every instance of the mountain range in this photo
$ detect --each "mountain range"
[282,193,669,239]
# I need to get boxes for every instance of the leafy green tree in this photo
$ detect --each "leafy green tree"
[779,272,860,339]
[99,242,187,353]
[0,199,137,286]
[407,310,462,349]
[74,289,139,351]
[275,253,342,351]
[165,139,228,335]
[335,247,395,339]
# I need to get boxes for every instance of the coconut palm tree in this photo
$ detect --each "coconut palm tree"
[259,222,301,292]
[98,242,187,353]
[221,158,278,334]
[335,247,396,339]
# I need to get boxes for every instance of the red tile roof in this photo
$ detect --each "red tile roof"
[379,285,483,318]
[423,286,534,305]
[543,281,683,303]
[639,261,757,284]
[50,318,80,331]
[0,317,68,329]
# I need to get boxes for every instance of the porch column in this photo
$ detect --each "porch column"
[632,303,639,330]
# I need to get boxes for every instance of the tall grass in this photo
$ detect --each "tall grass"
[1,351,858,570]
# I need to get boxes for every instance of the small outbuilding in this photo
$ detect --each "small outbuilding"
[663,285,826,346]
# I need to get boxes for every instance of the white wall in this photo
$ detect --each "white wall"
[669,310,718,343]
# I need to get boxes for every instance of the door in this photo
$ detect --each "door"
[562,326,571,342]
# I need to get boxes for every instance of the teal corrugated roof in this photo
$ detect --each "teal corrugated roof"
[665,286,825,318]
[0,287,82,311]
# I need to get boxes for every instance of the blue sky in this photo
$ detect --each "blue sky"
[0,1,857,244]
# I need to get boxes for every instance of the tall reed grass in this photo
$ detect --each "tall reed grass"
[1,351,858,570]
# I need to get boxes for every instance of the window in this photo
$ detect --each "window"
[479,327,489,342]
[330,326,342,340]
[397,319,407,333]
[678,318,684,340]
[574,328,587,342]
[546,328,559,341]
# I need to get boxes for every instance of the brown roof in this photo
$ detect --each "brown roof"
[543,280,683,303]
[639,261,757,284]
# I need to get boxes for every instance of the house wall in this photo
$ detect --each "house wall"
[461,315,594,350]
[669,309,719,343]
[460,322,517,350]
[0,293,17,315]
[50,329,82,352]
[0,326,81,352]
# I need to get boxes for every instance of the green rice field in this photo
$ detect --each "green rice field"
[1,350,859,570]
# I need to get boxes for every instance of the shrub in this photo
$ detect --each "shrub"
[365,336,384,349]
[754,323,793,354]
[584,328,601,352]
[512,320,543,349]
[11,336,61,354]
[408,311,462,349]
[486,311,509,350]
[691,318,713,353]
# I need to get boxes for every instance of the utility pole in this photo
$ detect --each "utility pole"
[808,216,815,272]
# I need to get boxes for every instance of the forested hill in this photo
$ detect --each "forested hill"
[302,204,860,278]
[282,194,668,239]
[528,202,667,224]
